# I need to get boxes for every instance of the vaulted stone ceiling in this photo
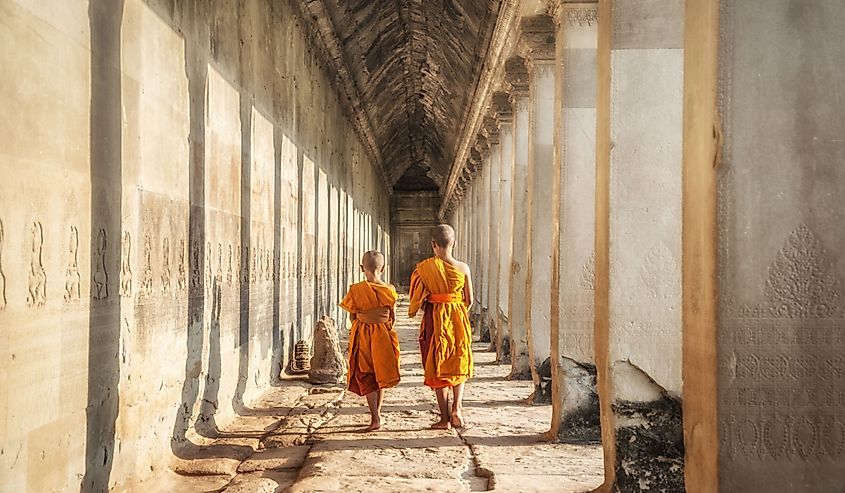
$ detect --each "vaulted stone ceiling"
[304,0,502,192]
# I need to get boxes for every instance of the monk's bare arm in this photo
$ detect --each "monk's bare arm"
[461,263,474,309]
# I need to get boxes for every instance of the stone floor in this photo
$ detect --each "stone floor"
[137,302,604,492]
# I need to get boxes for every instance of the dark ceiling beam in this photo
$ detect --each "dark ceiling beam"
[389,0,427,186]
[439,0,521,219]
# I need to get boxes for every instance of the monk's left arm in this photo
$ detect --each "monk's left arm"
[463,272,474,309]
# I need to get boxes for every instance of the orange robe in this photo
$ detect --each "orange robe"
[409,257,473,389]
[339,281,401,396]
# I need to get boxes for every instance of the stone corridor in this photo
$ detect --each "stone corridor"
[137,301,603,492]
[3,0,845,492]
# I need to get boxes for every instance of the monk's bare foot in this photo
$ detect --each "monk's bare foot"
[430,418,451,430]
[450,412,464,428]
[366,421,381,432]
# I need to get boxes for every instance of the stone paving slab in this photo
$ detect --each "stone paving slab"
[152,302,603,492]
[236,446,310,473]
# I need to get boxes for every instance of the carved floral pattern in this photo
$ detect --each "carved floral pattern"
[764,224,840,318]
[580,253,595,291]
[639,241,679,299]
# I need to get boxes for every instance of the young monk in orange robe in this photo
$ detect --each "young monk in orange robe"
[339,251,400,431]
[409,224,474,429]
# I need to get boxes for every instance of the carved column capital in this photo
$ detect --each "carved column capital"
[474,132,490,158]
[467,150,482,172]
[518,15,556,62]
[491,91,513,124]
[550,1,599,28]
[504,56,530,96]
[483,116,500,145]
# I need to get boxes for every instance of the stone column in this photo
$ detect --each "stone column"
[523,16,556,403]
[595,0,685,489]
[479,139,491,342]
[493,92,514,364]
[485,117,501,351]
[470,153,483,332]
[506,57,532,380]
[549,1,600,442]
[709,1,845,491]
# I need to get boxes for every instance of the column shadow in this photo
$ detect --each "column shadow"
[82,1,123,490]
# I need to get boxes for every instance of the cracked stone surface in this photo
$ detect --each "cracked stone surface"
[140,301,603,492]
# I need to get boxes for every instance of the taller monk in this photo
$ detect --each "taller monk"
[409,224,474,429]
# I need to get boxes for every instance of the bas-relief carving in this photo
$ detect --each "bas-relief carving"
[242,246,250,284]
[226,244,233,286]
[161,238,171,294]
[64,226,81,302]
[765,225,840,319]
[250,245,257,283]
[119,231,132,298]
[721,223,845,463]
[0,219,6,310]
[216,242,222,283]
[639,241,679,300]
[140,234,153,297]
[177,238,186,292]
[236,246,243,284]
[93,229,109,300]
[205,242,212,287]
[190,240,201,289]
[580,253,595,291]
[562,6,598,28]
[27,221,47,307]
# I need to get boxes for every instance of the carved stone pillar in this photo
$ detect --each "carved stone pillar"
[470,151,484,334]
[549,1,600,442]
[708,1,845,491]
[523,15,556,404]
[479,138,491,343]
[506,57,533,380]
[493,92,514,364]
[485,116,501,352]
[595,0,685,489]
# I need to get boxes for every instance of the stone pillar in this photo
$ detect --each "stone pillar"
[506,57,532,380]
[479,140,491,342]
[470,154,484,332]
[595,0,685,489]
[708,1,845,491]
[493,92,514,364]
[523,16,556,404]
[485,117,501,351]
[549,1,600,442]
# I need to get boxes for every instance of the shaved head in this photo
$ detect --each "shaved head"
[361,250,385,272]
[431,224,455,248]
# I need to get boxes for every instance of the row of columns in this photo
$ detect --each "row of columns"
[451,1,682,489]
[449,0,845,491]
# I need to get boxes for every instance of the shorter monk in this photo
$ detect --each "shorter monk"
[409,224,474,429]
[339,251,401,431]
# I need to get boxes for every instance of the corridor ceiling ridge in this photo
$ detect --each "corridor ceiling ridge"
[302,0,504,192]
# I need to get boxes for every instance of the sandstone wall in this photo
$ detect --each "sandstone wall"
[0,1,390,491]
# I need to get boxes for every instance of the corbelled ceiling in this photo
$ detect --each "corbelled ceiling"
[304,0,502,192]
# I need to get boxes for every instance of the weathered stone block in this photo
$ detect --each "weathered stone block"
[308,317,346,385]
